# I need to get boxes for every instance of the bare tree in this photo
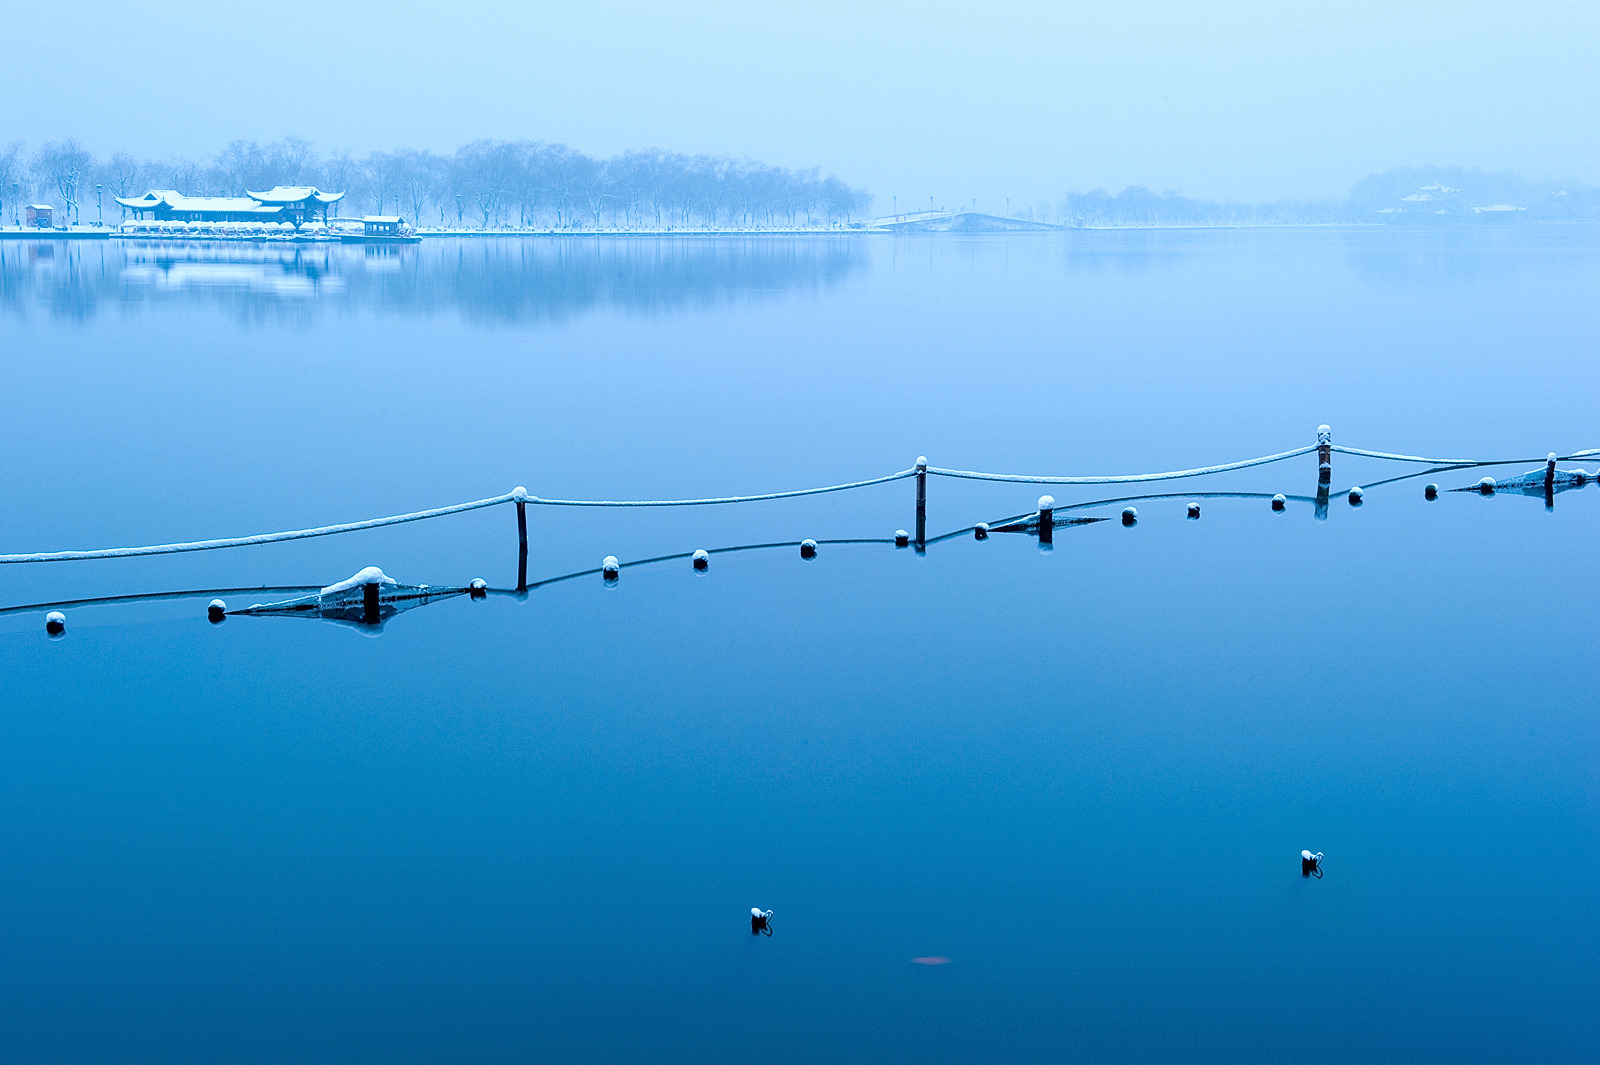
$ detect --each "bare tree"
[0,142,21,224]
[34,139,95,224]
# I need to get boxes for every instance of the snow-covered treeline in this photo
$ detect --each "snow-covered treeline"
[0,137,872,229]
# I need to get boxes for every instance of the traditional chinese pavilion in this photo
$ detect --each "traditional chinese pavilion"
[116,186,345,226]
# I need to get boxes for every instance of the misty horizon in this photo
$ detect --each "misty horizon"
[4,1,1596,207]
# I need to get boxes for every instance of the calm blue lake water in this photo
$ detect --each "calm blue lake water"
[2,230,1597,1063]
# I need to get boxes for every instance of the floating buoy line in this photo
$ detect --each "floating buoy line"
[4,428,1594,635]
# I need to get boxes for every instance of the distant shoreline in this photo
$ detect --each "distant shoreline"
[3,220,1594,242]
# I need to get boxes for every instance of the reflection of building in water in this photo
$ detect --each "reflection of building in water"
[120,243,345,297]
[1,235,864,322]
[116,186,344,226]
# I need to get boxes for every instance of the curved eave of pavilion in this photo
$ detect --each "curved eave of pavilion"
[247,188,345,205]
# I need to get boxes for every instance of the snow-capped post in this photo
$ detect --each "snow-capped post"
[1272,494,1287,512]
[914,457,928,554]
[45,611,66,637]
[1187,501,1201,519]
[208,599,227,623]
[1545,453,1557,508]
[1121,507,1138,526]
[1424,483,1439,500]
[1315,425,1332,521]
[363,580,381,624]
[513,486,529,592]
[1037,495,1054,547]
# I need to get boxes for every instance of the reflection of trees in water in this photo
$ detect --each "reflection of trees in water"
[0,237,867,324]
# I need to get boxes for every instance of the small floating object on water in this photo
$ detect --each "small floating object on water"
[750,907,773,935]
[1347,487,1363,506]
[799,539,818,560]
[692,549,709,572]
[45,611,66,637]
[911,956,951,966]
[973,522,989,541]
[601,555,620,583]
[207,599,227,623]
[1301,849,1324,878]
[1424,484,1438,500]
[894,529,910,548]
[1477,476,1496,495]
[468,578,487,600]
[1187,502,1201,519]
[1271,494,1287,512]
[1121,507,1138,526]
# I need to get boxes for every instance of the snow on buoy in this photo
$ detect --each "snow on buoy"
[1347,487,1363,506]
[1271,494,1287,512]
[45,611,66,637]
[207,599,227,623]
[1477,476,1496,495]
[1301,849,1324,878]
[894,529,910,548]
[973,522,989,541]
[1424,484,1439,500]
[601,555,620,583]
[692,549,709,572]
[799,539,817,560]
[1186,502,1200,519]
[1121,507,1138,526]
[469,578,488,600]
[750,907,773,936]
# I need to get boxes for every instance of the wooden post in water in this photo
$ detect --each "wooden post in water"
[1315,424,1332,521]
[1037,495,1055,547]
[914,457,927,554]
[514,487,529,592]
[362,580,381,625]
[1545,452,1557,509]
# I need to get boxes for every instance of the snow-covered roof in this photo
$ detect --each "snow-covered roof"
[363,215,402,223]
[247,186,345,204]
[115,190,286,214]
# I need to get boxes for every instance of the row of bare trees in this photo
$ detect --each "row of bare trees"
[0,137,872,229]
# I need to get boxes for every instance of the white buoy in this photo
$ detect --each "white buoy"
[1121,507,1137,526]
[894,529,910,548]
[207,599,227,622]
[692,549,709,572]
[1347,486,1363,505]
[469,578,488,600]
[1477,476,1496,495]
[601,555,620,582]
[1271,493,1287,511]
[974,522,989,541]
[800,539,818,560]
[1186,501,1200,519]
[45,611,66,637]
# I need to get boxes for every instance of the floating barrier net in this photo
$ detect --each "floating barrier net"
[1,433,1594,567]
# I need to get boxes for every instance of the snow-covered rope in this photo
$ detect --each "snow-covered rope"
[0,493,519,565]
[525,469,918,507]
[923,446,1318,485]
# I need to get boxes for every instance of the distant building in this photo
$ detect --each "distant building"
[25,205,53,228]
[116,186,344,226]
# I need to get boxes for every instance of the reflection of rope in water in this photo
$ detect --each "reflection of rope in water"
[1,435,1593,565]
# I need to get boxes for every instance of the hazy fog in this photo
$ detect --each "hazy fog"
[7,0,1598,206]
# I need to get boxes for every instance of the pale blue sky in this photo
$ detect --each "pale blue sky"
[7,0,1597,204]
